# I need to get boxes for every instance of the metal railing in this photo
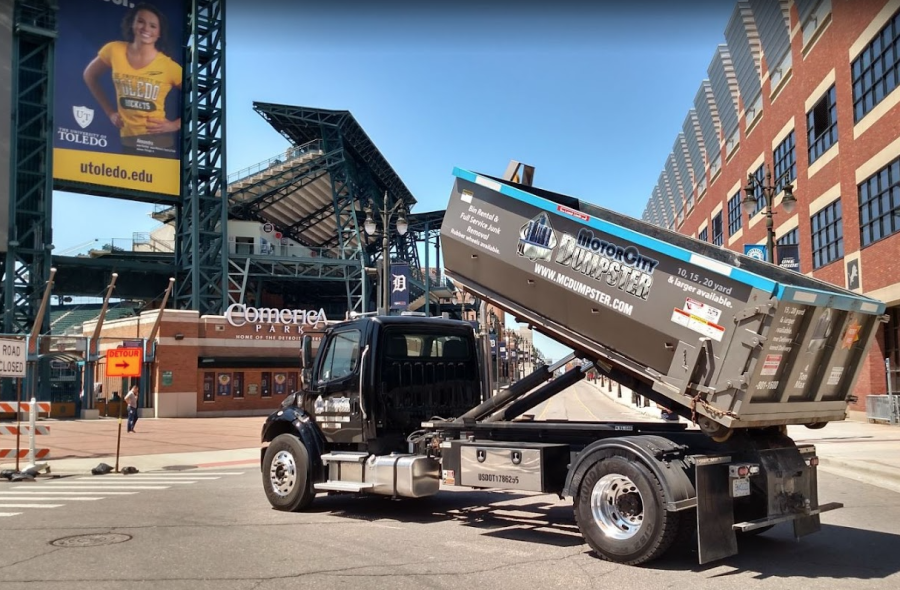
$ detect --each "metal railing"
[88,237,176,255]
[866,395,900,424]
[227,140,325,184]
[227,240,351,260]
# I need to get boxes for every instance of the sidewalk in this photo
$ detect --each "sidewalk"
[0,416,263,474]
[4,390,900,495]
[583,377,900,494]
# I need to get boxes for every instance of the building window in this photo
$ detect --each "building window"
[234,236,255,255]
[727,192,742,236]
[860,156,900,247]
[698,227,708,242]
[807,85,838,165]
[773,131,796,192]
[810,199,844,269]
[750,164,766,215]
[852,9,900,122]
[799,0,832,47]
[777,228,799,248]
[712,212,723,246]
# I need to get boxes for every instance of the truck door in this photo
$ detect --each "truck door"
[306,327,369,444]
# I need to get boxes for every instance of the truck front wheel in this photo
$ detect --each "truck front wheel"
[574,456,681,565]
[262,434,315,512]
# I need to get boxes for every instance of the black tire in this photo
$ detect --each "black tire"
[574,456,681,565]
[262,434,315,512]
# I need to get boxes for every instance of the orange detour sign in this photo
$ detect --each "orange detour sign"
[106,348,144,378]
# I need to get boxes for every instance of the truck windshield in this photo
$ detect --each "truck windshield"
[319,330,361,382]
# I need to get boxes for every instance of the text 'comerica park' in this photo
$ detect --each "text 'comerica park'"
[225,304,328,331]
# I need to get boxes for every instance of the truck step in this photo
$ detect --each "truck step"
[320,452,369,463]
[313,481,374,493]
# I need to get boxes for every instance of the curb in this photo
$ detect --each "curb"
[11,447,261,477]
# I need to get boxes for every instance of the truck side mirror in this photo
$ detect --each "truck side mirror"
[301,335,312,369]
[301,334,314,389]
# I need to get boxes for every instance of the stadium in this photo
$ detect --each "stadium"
[0,1,537,419]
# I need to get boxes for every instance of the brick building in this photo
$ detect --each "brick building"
[82,307,327,418]
[642,0,900,410]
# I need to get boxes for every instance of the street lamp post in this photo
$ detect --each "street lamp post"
[741,165,798,264]
[364,191,408,315]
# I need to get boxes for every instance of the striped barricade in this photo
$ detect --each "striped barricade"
[1,399,52,467]
[0,401,51,414]
[0,424,51,436]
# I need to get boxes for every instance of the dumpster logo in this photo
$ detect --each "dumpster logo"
[517,213,558,261]
[554,228,659,301]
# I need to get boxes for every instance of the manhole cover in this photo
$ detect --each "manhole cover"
[162,465,198,471]
[50,533,132,548]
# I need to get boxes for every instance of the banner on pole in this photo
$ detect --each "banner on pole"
[777,243,800,272]
[390,263,410,310]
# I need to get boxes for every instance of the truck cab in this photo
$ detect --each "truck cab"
[260,316,482,509]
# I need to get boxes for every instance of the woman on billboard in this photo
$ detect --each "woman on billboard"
[82,3,182,156]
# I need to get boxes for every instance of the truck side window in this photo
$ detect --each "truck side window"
[319,330,361,382]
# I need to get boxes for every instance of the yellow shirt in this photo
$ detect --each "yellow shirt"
[97,41,182,137]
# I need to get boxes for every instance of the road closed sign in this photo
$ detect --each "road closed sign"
[106,347,143,378]
[0,338,26,378]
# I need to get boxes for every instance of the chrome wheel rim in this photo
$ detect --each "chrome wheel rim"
[590,474,644,540]
[269,450,297,497]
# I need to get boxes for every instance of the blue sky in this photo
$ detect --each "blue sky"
[51,1,736,362]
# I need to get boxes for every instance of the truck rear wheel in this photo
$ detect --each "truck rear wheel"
[262,434,315,512]
[574,456,681,565]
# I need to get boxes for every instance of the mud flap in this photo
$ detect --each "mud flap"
[792,446,821,539]
[695,456,737,565]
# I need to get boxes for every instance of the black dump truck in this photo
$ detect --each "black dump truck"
[260,164,887,565]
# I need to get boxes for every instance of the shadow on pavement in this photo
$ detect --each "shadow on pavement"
[306,491,900,577]
[305,490,585,548]
[650,523,900,580]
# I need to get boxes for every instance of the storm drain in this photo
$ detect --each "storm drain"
[50,533,132,548]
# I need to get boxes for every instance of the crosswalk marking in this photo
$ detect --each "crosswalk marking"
[37,485,170,490]
[138,472,244,476]
[73,478,204,483]
[0,490,138,495]
[0,497,102,501]
[0,470,245,518]
[0,504,64,508]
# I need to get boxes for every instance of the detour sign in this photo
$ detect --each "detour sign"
[106,347,143,378]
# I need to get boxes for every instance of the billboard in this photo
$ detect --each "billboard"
[53,1,185,196]
[0,0,12,252]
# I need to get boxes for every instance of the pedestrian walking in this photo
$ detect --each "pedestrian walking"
[125,385,139,433]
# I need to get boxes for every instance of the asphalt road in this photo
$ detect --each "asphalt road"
[1,382,899,589]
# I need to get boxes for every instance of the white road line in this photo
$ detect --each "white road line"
[0,491,138,495]
[0,504,64,508]
[52,480,193,485]
[75,477,210,482]
[0,497,102,501]
[37,485,169,490]
[0,512,22,517]
[141,472,244,476]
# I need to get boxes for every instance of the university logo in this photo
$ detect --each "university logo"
[517,213,557,261]
[73,106,94,129]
